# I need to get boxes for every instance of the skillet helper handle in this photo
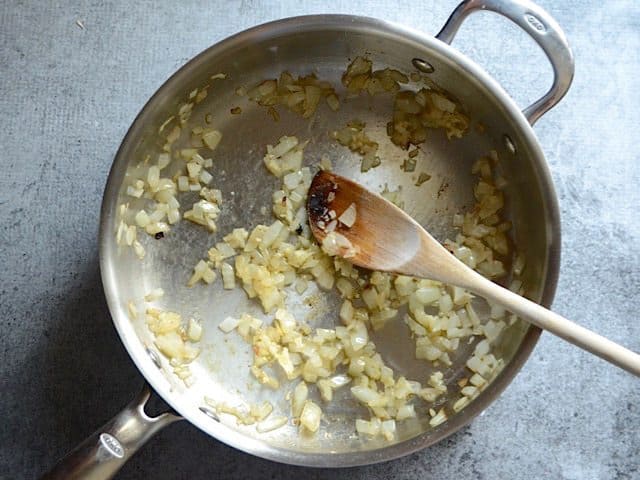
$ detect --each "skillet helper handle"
[41,384,181,480]
[436,0,574,125]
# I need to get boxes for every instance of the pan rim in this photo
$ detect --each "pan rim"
[99,13,560,468]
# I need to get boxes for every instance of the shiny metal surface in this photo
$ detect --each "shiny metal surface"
[84,0,569,471]
[42,386,180,479]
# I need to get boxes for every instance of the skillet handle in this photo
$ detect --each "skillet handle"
[436,0,574,125]
[41,384,181,480]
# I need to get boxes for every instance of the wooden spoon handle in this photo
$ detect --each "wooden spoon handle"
[466,270,640,377]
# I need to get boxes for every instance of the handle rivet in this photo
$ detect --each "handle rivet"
[199,406,220,422]
[100,433,125,458]
[412,58,435,73]
[146,347,162,369]
[503,134,517,154]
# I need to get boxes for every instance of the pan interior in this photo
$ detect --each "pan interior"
[101,17,556,464]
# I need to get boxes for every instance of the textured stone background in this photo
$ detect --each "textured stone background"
[1,1,638,479]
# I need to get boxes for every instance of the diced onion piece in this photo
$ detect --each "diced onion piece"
[396,404,416,420]
[124,225,137,246]
[275,308,296,331]
[429,408,447,427]
[351,386,385,407]
[154,332,182,359]
[264,136,303,177]
[350,321,368,351]
[414,286,441,305]
[127,185,143,198]
[326,94,340,111]
[127,301,138,320]
[262,220,284,248]
[219,316,240,333]
[178,176,189,191]
[202,129,222,151]
[317,379,333,402]
[319,155,333,171]
[338,203,357,228]
[187,162,202,179]
[339,300,354,325]
[355,418,381,436]
[431,93,456,113]
[167,209,180,224]
[147,166,160,189]
[132,241,145,259]
[329,374,351,389]
[144,288,164,302]
[223,228,248,249]
[291,381,308,418]
[268,136,298,157]
[461,386,478,397]
[157,153,171,169]
[381,419,396,441]
[475,339,490,356]
[250,401,273,422]
[187,318,202,342]
[155,331,199,362]
[215,241,235,258]
[299,400,321,433]
[321,231,358,258]
[221,262,235,289]
[362,287,378,310]
[302,86,321,118]
[256,415,288,433]
[275,348,295,378]
[201,266,216,284]
[166,125,181,145]
[453,396,470,412]
[469,373,486,387]
[513,254,526,276]
[199,170,213,185]
[188,260,216,286]
[146,310,181,334]
[295,277,308,294]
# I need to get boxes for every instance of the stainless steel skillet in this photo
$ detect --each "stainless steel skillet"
[44,1,573,478]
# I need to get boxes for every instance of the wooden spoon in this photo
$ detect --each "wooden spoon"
[308,170,640,376]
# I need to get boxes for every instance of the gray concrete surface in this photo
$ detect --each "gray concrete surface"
[1,1,638,479]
